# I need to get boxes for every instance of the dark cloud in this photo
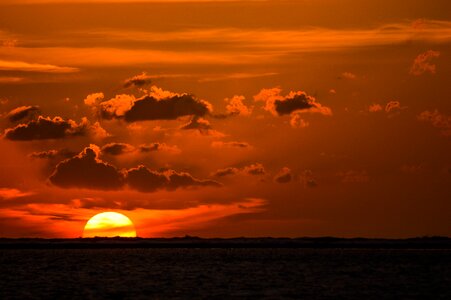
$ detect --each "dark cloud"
[211,141,251,149]
[127,166,220,192]
[254,88,332,116]
[166,170,221,190]
[300,170,318,188]
[212,163,266,177]
[212,167,239,177]
[274,94,316,115]
[3,116,89,141]
[101,143,135,156]
[181,116,212,131]
[72,198,121,210]
[101,142,180,155]
[126,165,169,192]
[274,167,292,183]
[180,117,224,137]
[6,106,40,122]
[243,163,266,175]
[98,93,212,122]
[49,145,124,190]
[138,143,180,153]
[49,145,219,192]
[29,148,77,160]
[123,72,152,88]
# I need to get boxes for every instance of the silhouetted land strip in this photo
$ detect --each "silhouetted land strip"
[0,236,450,249]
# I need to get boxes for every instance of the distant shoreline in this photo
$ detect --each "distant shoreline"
[1,236,450,249]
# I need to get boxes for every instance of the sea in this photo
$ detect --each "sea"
[0,248,449,299]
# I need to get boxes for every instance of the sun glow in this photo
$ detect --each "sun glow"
[83,212,137,237]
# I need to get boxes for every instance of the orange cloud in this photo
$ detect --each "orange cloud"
[0,188,34,200]
[225,95,253,117]
[0,60,78,73]
[410,50,440,76]
[418,110,451,136]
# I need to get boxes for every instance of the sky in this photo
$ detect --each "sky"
[0,0,450,238]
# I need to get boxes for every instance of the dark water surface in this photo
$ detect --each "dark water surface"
[0,248,449,299]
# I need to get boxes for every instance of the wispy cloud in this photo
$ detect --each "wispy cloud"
[0,60,78,73]
[1,20,449,70]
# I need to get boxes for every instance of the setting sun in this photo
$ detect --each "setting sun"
[83,212,137,238]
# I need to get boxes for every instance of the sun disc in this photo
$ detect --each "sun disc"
[83,212,137,237]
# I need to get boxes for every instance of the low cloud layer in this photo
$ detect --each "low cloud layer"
[101,142,181,155]
[3,116,91,141]
[49,145,220,192]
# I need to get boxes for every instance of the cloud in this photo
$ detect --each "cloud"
[127,166,221,192]
[84,92,104,106]
[243,163,266,175]
[0,77,24,83]
[165,170,222,190]
[290,113,310,128]
[368,101,405,115]
[212,167,239,177]
[299,170,318,188]
[125,165,170,192]
[274,167,292,183]
[410,50,440,76]
[225,95,252,116]
[49,145,125,190]
[211,141,251,149]
[101,143,135,156]
[0,188,34,200]
[123,72,152,88]
[95,87,212,122]
[29,148,77,160]
[385,101,403,113]
[368,104,383,113]
[0,60,78,73]
[213,163,266,177]
[138,143,181,154]
[180,117,224,137]
[6,105,40,122]
[100,142,181,156]
[418,110,451,136]
[3,116,92,141]
[49,144,220,192]
[338,170,370,183]
[254,87,332,117]
[340,72,357,80]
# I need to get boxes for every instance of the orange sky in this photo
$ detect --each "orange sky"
[0,0,450,238]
